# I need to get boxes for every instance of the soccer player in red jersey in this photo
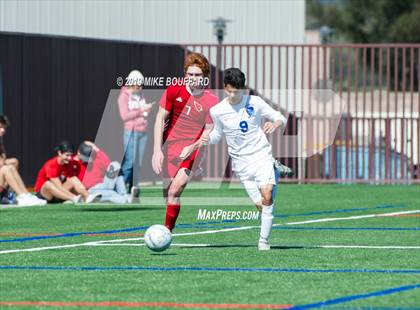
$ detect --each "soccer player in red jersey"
[152,53,218,231]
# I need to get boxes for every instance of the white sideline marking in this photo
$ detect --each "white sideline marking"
[89,243,146,247]
[88,226,261,246]
[0,241,100,254]
[317,245,420,249]
[1,209,419,254]
[91,237,144,244]
[285,210,420,225]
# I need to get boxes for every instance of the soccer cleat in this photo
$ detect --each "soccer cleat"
[258,241,271,251]
[85,193,101,203]
[274,160,293,177]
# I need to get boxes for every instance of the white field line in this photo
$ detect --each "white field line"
[285,210,420,225]
[0,241,100,254]
[1,209,419,255]
[89,225,262,246]
[89,243,146,247]
[91,237,144,244]
[316,245,420,249]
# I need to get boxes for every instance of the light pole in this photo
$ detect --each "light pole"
[209,17,232,182]
[209,17,232,88]
[320,25,333,44]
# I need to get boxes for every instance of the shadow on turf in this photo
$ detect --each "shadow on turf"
[178,244,312,250]
[150,253,177,256]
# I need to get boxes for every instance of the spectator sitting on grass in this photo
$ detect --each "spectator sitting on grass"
[34,141,101,204]
[72,141,138,204]
[0,115,19,170]
[0,159,47,206]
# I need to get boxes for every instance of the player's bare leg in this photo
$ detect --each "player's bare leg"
[40,181,79,202]
[164,168,190,231]
[255,201,263,212]
[64,177,100,203]
[0,165,27,195]
[258,184,274,251]
[4,158,19,170]
[64,177,89,199]
[0,165,46,206]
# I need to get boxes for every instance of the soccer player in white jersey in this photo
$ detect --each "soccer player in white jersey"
[180,68,287,250]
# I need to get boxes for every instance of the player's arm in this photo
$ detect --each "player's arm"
[260,98,287,134]
[152,106,170,174]
[207,110,223,145]
[179,123,214,160]
[179,110,224,160]
[83,141,99,152]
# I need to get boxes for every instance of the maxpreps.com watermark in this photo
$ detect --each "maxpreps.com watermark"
[197,209,260,221]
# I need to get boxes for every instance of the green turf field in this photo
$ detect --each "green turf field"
[0,184,419,309]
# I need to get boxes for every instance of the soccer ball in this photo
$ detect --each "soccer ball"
[144,224,172,252]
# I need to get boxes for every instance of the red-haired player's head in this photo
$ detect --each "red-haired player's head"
[183,53,210,91]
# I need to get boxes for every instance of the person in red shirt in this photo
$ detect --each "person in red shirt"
[73,141,132,204]
[34,141,100,204]
[118,70,152,192]
[152,53,219,231]
[75,142,111,189]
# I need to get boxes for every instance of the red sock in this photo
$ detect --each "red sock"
[165,204,180,231]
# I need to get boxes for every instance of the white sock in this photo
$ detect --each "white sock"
[259,203,274,243]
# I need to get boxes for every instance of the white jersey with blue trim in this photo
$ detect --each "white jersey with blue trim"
[209,95,286,173]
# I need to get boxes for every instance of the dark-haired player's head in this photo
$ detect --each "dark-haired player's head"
[77,142,94,164]
[223,68,246,104]
[184,53,210,90]
[55,141,74,164]
[0,115,10,137]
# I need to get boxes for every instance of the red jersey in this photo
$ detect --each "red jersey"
[160,85,219,143]
[64,159,83,179]
[34,157,75,192]
[76,149,111,189]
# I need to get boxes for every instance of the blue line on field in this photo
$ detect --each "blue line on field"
[0,265,419,275]
[1,225,418,244]
[0,226,149,243]
[0,204,413,243]
[290,283,420,309]
[324,306,420,310]
[1,224,418,244]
